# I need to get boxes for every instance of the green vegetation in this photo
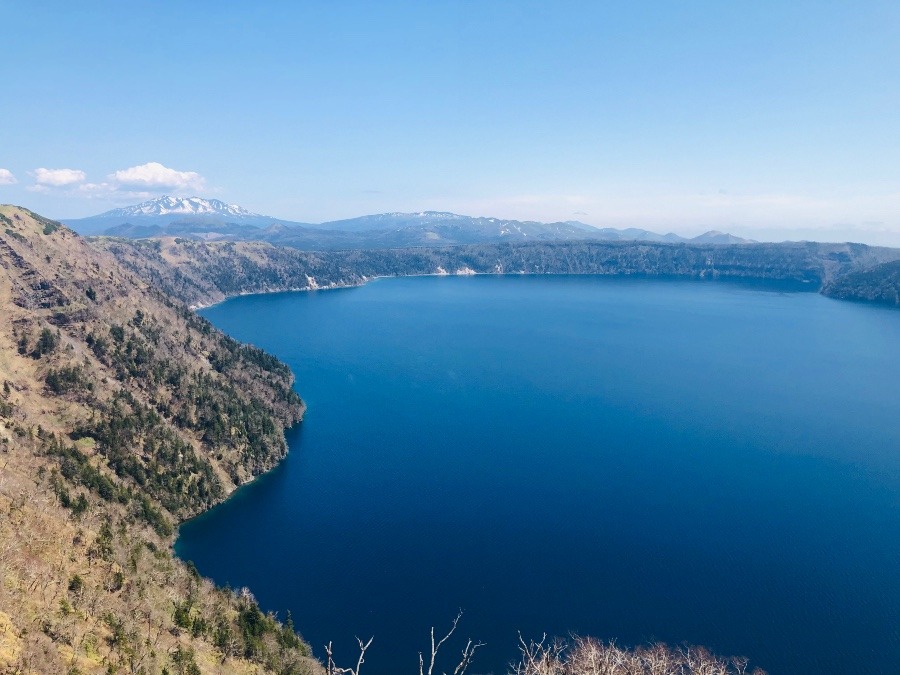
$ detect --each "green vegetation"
[35,327,60,356]
[45,433,123,504]
[82,308,302,494]
[45,365,90,394]
[25,207,64,235]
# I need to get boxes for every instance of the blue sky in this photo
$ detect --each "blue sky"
[2,1,899,244]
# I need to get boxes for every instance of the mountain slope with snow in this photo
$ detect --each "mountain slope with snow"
[101,196,260,218]
[64,196,309,234]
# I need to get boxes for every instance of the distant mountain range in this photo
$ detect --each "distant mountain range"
[64,195,753,249]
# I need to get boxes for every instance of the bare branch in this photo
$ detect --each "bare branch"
[326,637,374,675]
[453,638,485,675]
[433,610,461,675]
[356,636,374,675]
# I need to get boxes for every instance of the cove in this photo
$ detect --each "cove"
[175,275,900,675]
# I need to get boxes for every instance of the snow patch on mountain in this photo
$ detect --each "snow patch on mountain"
[99,196,260,219]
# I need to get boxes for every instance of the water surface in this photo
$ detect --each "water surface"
[177,276,900,674]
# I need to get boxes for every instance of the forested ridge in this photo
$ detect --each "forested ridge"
[821,259,900,305]
[93,236,900,309]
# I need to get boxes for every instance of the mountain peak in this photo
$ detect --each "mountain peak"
[99,196,260,219]
[690,230,754,244]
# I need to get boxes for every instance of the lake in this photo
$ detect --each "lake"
[175,275,900,674]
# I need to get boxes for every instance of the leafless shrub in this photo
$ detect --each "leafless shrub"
[512,636,767,675]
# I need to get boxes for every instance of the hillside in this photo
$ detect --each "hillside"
[0,206,318,674]
[90,236,900,310]
[821,259,900,306]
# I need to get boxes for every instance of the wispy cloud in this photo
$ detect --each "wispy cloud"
[0,168,16,185]
[110,162,204,192]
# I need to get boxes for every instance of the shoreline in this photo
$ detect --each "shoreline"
[190,270,490,311]
[173,402,306,535]
[190,269,831,312]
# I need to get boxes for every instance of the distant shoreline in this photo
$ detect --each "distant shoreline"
[191,270,827,312]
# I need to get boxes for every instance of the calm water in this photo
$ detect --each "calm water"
[176,276,900,675]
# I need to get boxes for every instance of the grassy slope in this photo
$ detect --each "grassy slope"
[0,206,320,674]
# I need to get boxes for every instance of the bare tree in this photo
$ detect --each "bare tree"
[326,611,483,675]
[419,611,484,675]
[510,636,766,675]
[326,636,373,675]
[513,633,567,675]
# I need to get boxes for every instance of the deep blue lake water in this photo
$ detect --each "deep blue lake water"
[176,275,900,675]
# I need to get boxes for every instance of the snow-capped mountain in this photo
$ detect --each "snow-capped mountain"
[64,196,307,235]
[98,196,261,219]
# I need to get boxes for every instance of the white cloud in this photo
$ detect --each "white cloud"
[17,162,207,204]
[76,182,114,196]
[110,162,205,192]
[76,182,157,203]
[0,168,16,185]
[32,167,86,187]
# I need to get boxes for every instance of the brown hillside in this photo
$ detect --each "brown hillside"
[0,206,319,674]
